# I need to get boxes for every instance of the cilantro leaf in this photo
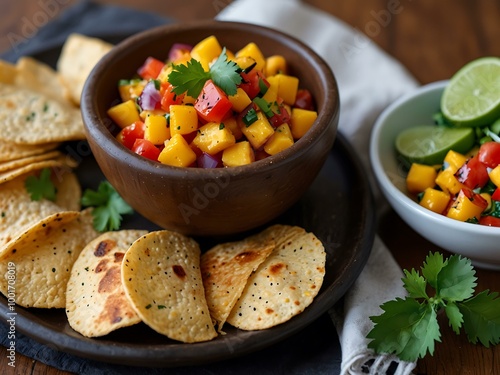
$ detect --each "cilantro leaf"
[25,168,56,201]
[437,255,476,301]
[168,58,210,98]
[421,252,446,289]
[210,48,242,96]
[367,298,440,362]
[445,302,463,334]
[81,181,133,232]
[402,268,428,300]
[458,290,500,346]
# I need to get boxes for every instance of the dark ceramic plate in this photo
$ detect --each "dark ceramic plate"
[0,39,375,367]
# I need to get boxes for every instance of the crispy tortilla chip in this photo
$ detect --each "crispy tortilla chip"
[66,230,146,337]
[0,209,98,308]
[226,225,326,330]
[0,140,60,163]
[57,33,113,106]
[53,170,81,211]
[0,83,86,144]
[0,159,66,184]
[0,150,62,173]
[122,230,217,343]
[15,57,68,103]
[0,60,16,85]
[201,232,275,331]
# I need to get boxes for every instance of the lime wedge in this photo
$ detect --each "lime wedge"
[395,125,475,165]
[441,57,500,127]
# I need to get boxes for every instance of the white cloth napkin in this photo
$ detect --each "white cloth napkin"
[217,1,419,374]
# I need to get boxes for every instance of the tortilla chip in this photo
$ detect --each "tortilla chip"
[15,57,68,103]
[53,170,81,211]
[0,150,62,173]
[0,209,98,308]
[57,33,113,106]
[0,140,60,163]
[201,232,275,331]
[66,230,146,337]
[226,225,326,330]
[122,230,217,343]
[0,175,65,248]
[0,60,16,85]
[0,83,86,144]
[0,159,66,184]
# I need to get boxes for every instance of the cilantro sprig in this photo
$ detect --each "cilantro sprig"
[168,47,242,98]
[367,252,500,362]
[25,168,56,201]
[81,181,133,232]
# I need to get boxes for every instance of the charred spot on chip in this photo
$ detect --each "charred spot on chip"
[98,266,120,293]
[172,264,186,278]
[95,259,108,273]
[269,263,285,274]
[114,252,125,263]
[94,239,116,257]
[234,250,259,263]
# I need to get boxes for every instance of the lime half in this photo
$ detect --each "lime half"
[441,57,500,127]
[395,125,475,165]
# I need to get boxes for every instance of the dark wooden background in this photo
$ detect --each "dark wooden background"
[1,1,499,374]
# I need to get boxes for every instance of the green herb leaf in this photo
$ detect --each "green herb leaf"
[210,48,242,96]
[367,298,440,361]
[421,252,446,289]
[402,268,428,300]
[445,302,463,334]
[437,255,476,301]
[81,181,133,232]
[168,58,210,97]
[458,290,500,346]
[24,168,56,201]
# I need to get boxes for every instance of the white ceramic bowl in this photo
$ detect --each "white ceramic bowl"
[370,80,500,270]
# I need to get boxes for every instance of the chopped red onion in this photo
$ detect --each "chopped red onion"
[197,152,220,168]
[168,43,193,62]
[138,80,161,111]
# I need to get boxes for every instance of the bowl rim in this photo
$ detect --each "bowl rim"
[81,20,340,178]
[370,79,500,234]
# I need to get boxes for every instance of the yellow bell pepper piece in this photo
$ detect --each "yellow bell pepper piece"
[144,114,169,145]
[290,108,317,139]
[275,74,299,105]
[264,124,294,155]
[158,134,197,167]
[222,141,255,167]
[489,165,500,187]
[406,163,438,194]
[190,35,222,71]
[169,105,198,136]
[236,42,266,72]
[447,189,484,222]
[240,111,275,149]
[419,188,450,214]
[192,122,236,155]
[107,99,140,129]
[435,169,465,195]
[443,150,468,174]
[265,55,287,76]
[118,80,146,102]
[228,87,252,113]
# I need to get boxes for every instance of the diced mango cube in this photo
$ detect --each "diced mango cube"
[275,74,299,105]
[262,76,279,103]
[435,169,465,195]
[140,109,167,121]
[419,188,450,214]
[192,122,236,155]
[264,124,294,155]
[118,80,146,102]
[223,117,243,140]
[231,56,257,71]
[406,163,438,194]
[156,65,174,82]
[170,105,198,136]
[447,189,484,222]
[265,55,287,76]
[228,88,252,112]
[240,111,275,149]
[157,133,196,167]
[107,99,141,129]
[144,114,169,145]
[236,42,266,72]
[190,35,222,71]
[222,141,255,167]
[489,165,500,187]
[290,108,317,139]
[443,150,468,174]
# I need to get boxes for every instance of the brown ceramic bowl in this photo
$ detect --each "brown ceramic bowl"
[81,21,339,236]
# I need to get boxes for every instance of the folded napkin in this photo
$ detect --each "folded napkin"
[217,1,418,374]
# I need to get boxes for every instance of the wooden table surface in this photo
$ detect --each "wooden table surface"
[1,1,499,374]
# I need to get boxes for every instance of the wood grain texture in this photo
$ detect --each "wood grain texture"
[1,1,499,374]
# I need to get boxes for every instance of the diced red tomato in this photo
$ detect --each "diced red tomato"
[461,187,489,211]
[455,156,489,189]
[479,215,500,227]
[131,139,161,161]
[194,79,233,123]
[492,187,500,201]
[137,57,165,80]
[239,69,269,99]
[478,142,500,169]
[294,89,315,111]
[116,121,145,150]
[269,104,290,127]
[160,82,184,112]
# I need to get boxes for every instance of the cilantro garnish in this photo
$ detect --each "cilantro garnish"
[367,252,500,362]
[168,47,242,98]
[81,181,133,232]
[25,168,56,201]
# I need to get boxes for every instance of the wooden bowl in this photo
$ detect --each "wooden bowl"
[81,21,339,236]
